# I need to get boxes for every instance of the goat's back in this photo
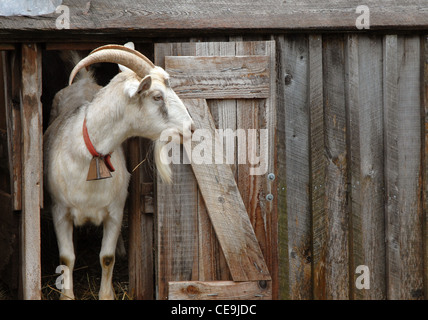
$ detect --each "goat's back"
[49,51,101,125]
[50,78,101,124]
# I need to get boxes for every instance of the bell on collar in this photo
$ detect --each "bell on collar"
[87,157,112,181]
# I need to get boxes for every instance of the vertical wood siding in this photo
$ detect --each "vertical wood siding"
[277,34,426,300]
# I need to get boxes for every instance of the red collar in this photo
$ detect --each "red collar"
[82,118,115,172]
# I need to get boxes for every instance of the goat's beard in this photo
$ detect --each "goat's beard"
[154,139,173,184]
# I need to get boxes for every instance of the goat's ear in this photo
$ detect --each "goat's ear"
[118,42,135,73]
[125,75,152,98]
[118,64,131,73]
[137,75,152,94]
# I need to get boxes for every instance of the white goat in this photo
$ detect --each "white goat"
[44,44,194,300]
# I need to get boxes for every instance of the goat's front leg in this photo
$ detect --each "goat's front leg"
[99,208,123,300]
[52,204,75,300]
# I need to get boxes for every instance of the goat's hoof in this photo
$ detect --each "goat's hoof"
[99,289,115,300]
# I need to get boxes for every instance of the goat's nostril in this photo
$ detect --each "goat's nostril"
[190,122,196,133]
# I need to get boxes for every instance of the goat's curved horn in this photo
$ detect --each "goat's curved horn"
[69,47,154,85]
[89,44,155,69]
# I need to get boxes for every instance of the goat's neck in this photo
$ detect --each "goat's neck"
[84,102,131,156]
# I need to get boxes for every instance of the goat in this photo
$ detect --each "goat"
[44,44,194,300]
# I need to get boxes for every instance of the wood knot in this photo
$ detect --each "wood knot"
[284,73,292,85]
[258,280,267,290]
[185,285,200,295]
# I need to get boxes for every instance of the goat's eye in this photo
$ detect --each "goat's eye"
[153,94,163,101]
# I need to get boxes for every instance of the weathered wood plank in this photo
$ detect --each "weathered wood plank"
[400,35,424,300]
[0,52,19,296]
[275,35,289,300]
[321,35,350,300]
[383,34,400,301]
[384,35,424,300]
[423,35,428,300]
[165,56,270,99]
[308,34,325,300]
[235,94,265,262]
[276,35,312,299]
[127,138,155,300]
[183,98,271,282]
[168,280,271,300]
[236,97,263,243]
[0,54,19,292]
[346,34,385,299]
[155,162,199,300]
[127,138,142,299]
[235,40,278,298]
[0,0,426,39]
[20,43,42,300]
[261,39,278,298]
[2,50,22,211]
[155,42,199,300]
[195,41,235,282]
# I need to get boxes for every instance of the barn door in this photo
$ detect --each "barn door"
[154,41,277,300]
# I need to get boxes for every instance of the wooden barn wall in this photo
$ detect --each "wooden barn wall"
[275,33,427,300]
[0,32,426,300]
[130,33,427,300]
